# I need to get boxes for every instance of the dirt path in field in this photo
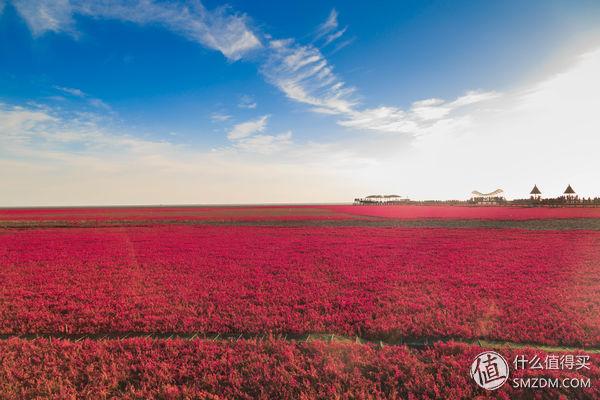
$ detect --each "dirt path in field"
[2,218,600,230]
[0,332,598,353]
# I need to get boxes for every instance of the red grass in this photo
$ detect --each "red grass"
[0,204,598,224]
[0,338,596,399]
[0,205,349,222]
[329,205,600,220]
[1,225,598,346]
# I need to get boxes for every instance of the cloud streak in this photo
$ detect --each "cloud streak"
[238,94,257,109]
[227,115,268,140]
[315,9,348,47]
[10,0,262,61]
[316,9,338,39]
[261,36,498,136]
[10,0,76,36]
[262,39,357,115]
[226,115,292,154]
[54,85,86,97]
[234,131,292,154]
[210,112,231,122]
[0,103,169,156]
[53,84,112,110]
[339,90,500,134]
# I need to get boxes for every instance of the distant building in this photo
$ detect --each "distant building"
[470,189,505,204]
[530,184,542,200]
[564,184,576,201]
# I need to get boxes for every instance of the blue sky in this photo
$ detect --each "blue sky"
[1,1,600,205]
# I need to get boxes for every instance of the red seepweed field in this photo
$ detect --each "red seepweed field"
[0,204,599,398]
[1,204,600,223]
[329,204,600,220]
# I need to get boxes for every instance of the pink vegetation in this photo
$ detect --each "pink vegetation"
[0,205,349,222]
[329,205,600,220]
[1,204,599,223]
[0,339,597,399]
[1,225,598,346]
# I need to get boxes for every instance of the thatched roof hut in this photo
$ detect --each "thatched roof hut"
[564,184,576,195]
[530,185,541,195]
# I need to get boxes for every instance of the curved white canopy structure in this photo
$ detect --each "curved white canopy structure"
[471,189,504,197]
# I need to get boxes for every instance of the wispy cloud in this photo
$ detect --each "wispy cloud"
[54,85,86,97]
[315,9,338,39]
[227,115,268,140]
[225,115,292,154]
[53,84,112,110]
[330,38,355,55]
[323,27,347,46]
[262,39,357,115]
[339,107,418,134]
[238,94,257,109]
[339,91,499,134]
[11,0,77,36]
[259,9,494,136]
[210,112,231,122]
[0,104,56,141]
[235,130,292,154]
[262,26,497,136]
[0,102,173,160]
[88,98,111,110]
[11,0,262,61]
[315,9,348,47]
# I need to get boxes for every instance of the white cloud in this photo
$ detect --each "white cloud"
[235,131,293,154]
[258,9,495,136]
[449,90,500,108]
[323,27,347,46]
[315,9,347,47]
[330,38,355,55]
[53,84,112,110]
[227,115,268,140]
[316,9,338,39]
[410,100,451,121]
[339,107,418,134]
[0,104,55,130]
[225,115,293,154]
[11,0,76,36]
[338,90,498,134]
[12,0,262,61]
[210,112,231,122]
[88,98,111,110]
[0,103,167,155]
[262,39,357,115]
[54,85,86,97]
